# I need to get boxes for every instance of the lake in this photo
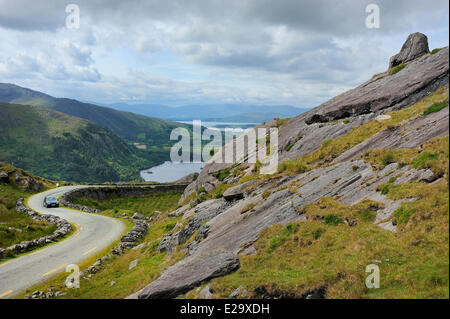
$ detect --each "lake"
[140,121,255,183]
[177,121,257,131]
[140,161,205,183]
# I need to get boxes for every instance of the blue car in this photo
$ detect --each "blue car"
[43,196,59,208]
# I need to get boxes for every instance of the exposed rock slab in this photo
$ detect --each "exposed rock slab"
[335,104,449,162]
[136,250,240,299]
[159,198,232,254]
[223,180,258,201]
[180,41,448,203]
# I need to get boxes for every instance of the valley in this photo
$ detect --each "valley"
[3,32,447,300]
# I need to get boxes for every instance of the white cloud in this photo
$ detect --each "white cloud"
[0,0,448,108]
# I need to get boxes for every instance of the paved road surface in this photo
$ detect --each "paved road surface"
[0,186,125,298]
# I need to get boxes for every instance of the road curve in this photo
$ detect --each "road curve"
[0,186,125,298]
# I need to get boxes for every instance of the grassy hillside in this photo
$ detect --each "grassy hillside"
[0,162,58,254]
[71,190,183,216]
[0,83,190,157]
[204,137,449,299]
[15,90,449,299]
[17,189,184,298]
[0,102,158,182]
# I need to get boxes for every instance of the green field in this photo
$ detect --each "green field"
[0,163,59,257]
[71,190,183,217]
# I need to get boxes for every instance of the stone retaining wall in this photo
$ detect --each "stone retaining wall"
[0,199,72,258]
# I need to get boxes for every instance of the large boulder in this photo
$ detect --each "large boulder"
[389,32,429,68]
[136,250,240,299]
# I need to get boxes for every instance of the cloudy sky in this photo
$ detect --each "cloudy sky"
[0,0,448,108]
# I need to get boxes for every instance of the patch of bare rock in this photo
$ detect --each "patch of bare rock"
[132,250,240,299]
[129,33,448,299]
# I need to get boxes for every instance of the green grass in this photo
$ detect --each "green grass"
[389,63,406,75]
[198,187,206,193]
[358,210,375,222]
[321,139,333,148]
[163,222,177,232]
[323,214,343,226]
[313,227,325,239]
[278,87,449,175]
[268,223,300,252]
[285,143,295,152]
[380,184,390,195]
[393,206,414,225]
[381,154,395,166]
[378,175,399,196]
[274,117,290,128]
[364,136,449,178]
[190,132,449,299]
[0,185,56,250]
[16,189,186,299]
[412,152,439,169]
[0,102,162,183]
[212,169,231,182]
[430,48,442,55]
[71,190,183,217]
[205,181,448,298]
[423,101,448,115]
[0,163,60,257]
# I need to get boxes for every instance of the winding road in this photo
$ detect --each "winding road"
[0,186,125,298]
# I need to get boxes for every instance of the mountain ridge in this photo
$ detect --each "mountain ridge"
[0,83,191,152]
[130,34,449,299]
[0,101,157,182]
[102,101,310,123]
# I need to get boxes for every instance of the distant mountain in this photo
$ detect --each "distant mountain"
[0,102,156,183]
[104,102,310,123]
[0,83,190,152]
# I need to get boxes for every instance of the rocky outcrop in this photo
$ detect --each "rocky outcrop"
[0,170,9,183]
[132,158,438,298]
[175,172,199,184]
[135,250,240,299]
[303,46,447,125]
[14,174,44,192]
[223,180,258,201]
[0,199,72,257]
[180,35,448,203]
[167,204,190,218]
[129,33,448,299]
[0,167,45,191]
[158,198,233,254]
[335,103,449,163]
[389,32,429,68]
